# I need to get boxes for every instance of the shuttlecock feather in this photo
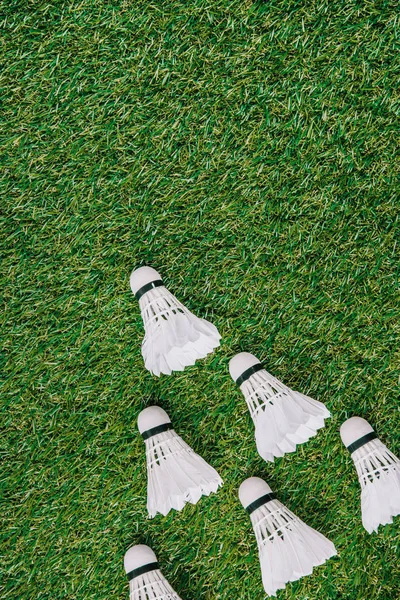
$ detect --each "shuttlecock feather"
[340,416,400,533]
[138,406,223,517]
[229,352,330,462]
[124,544,183,600]
[130,266,221,376]
[239,477,336,596]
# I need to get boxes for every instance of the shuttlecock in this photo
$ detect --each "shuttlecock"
[340,416,400,533]
[138,406,223,517]
[130,266,221,376]
[239,477,336,596]
[229,352,330,462]
[124,544,183,599]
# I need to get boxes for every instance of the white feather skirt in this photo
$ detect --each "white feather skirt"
[129,569,183,600]
[240,370,330,461]
[145,429,223,517]
[352,438,400,533]
[139,287,220,376]
[250,499,337,596]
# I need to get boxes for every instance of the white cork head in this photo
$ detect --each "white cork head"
[340,417,374,447]
[229,352,261,382]
[130,266,162,295]
[124,545,157,574]
[238,477,273,509]
[137,406,171,434]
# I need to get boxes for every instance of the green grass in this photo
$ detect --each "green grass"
[1,0,399,598]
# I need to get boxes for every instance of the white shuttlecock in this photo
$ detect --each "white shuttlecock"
[130,266,221,376]
[239,477,336,596]
[340,416,400,533]
[124,544,183,600]
[138,406,223,517]
[229,352,330,462]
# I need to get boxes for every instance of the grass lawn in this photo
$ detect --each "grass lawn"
[1,1,399,598]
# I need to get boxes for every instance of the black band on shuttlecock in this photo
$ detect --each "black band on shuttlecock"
[135,279,164,300]
[127,562,159,581]
[141,422,173,440]
[245,493,277,515]
[235,363,263,386]
[347,431,377,454]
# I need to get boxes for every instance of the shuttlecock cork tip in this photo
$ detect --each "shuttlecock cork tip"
[137,406,171,434]
[229,352,261,383]
[130,266,162,296]
[340,417,374,447]
[238,477,273,509]
[124,545,157,574]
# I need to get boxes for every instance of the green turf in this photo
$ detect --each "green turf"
[1,0,399,598]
